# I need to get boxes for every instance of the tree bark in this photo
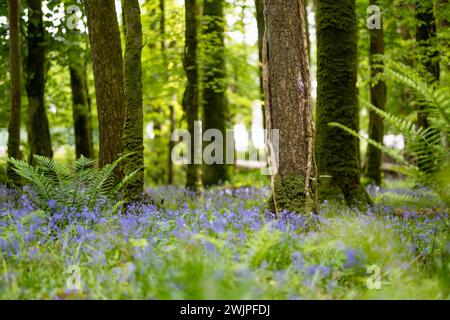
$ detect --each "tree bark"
[255,0,266,128]
[84,0,125,172]
[263,0,317,214]
[168,104,176,185]
[70,64,93,159]
[202,0,228,186]
[159,0,175,186]
[183,0,202,192]
[122,0,144,202]
[437,0,449,28]
[316,0,370,206]
[415,0,440,129]
[7,0,22,185]
[25,0,53,162]
[365,0,387,186]
[66,17,93,160]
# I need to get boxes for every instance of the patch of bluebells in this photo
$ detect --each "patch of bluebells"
[0,184,448,298]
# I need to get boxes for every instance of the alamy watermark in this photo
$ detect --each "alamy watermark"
[367,5,382,30]
[66,5,82,30]
[366,265,382,290]
[66,264,82,291]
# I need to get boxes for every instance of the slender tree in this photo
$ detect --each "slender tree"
[84,0,125,171]
[202,0,228,186]
[255,0,266,92]
[316,0,370,206]
[255,0,264,95]
[255,0,266,128]
[67,21,93,159]
[168,103,176,185]
[183,0,202,192]
[437,0,449,28]
[122,0,144,202]
[365,0,387,186]
[7,0,22,185]
[121,0,127,38]
[159,0,175,185]
[262,0,317,214]
[415,0,440,129]
[25,0,53,162]
[69,64,93,159]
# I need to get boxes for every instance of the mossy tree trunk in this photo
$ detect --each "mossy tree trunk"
[202,0,228,186]
[365,0,387,186]
[416,0,440,129]
[122,0,144,202]
[7,0,22,185]
[84,0,125,174]
[183,0,202,192]
[263,0,317,215]
[25,0,53,163]
[316,0,370,206]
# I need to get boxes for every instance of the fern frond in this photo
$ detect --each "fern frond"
[7,158,58,205]
[113,166,145,194]
[328,122,412,169]
[381,192,424,207]
[384,60,450,128]
[33,155,71,185]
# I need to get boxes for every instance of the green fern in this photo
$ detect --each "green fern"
[328,122,413,169]
[330,59,449,205]
[7,154,141,212]
[384,60,450,126]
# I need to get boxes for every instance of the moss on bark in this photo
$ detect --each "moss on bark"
[122,0,144,203]
[268,173,316,215]
[202,0,228,186]
[316,0,371,207]
[183,0,202,192]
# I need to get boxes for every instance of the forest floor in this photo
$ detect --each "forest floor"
[0,183,449,299]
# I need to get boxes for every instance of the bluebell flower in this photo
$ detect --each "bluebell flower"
[307,264,331,277]
[343,248,359,269]
[291,252,304,272]
[47,199,57,209]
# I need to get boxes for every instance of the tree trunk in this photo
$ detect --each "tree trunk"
[255,0,266,128]
[160,0,166,52]
[183,0,202,192]
[159,0,175,186]
[122,0,144,202]
[263,0,317,214]
[7,0,22,185]
[70,64,93,159]
[365,0,387,186]
[437,0,449,28]
[316,0,370,206]
[202,0,228,186]
[84,0,125,172]
[67,18,93,160]
[168,103,176,185]
[415,0,440,129]
[25,0,53,162]
[121,0,127,38]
